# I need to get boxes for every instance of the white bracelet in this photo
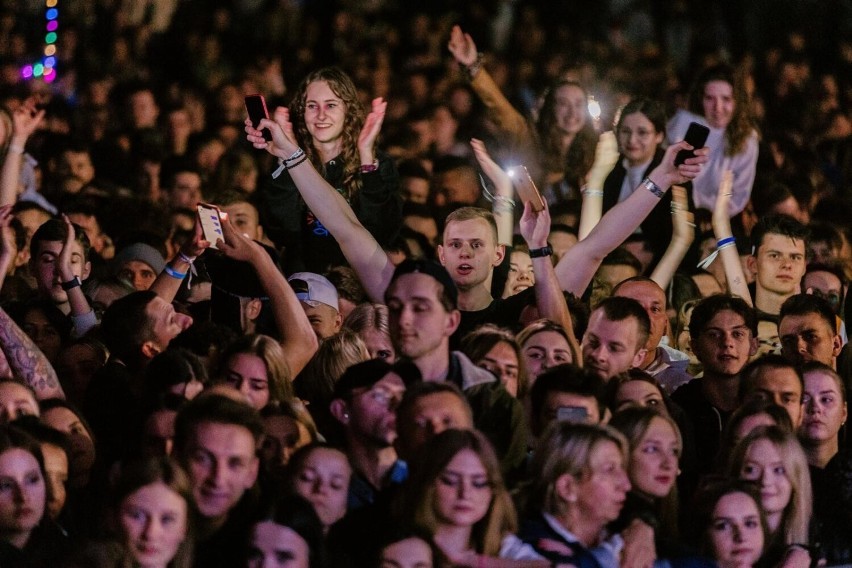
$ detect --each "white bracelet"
[7,144,24,155]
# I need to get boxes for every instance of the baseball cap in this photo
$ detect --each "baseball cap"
[288,272,339,312]
[332,358,422,400]
[389,258,458,309]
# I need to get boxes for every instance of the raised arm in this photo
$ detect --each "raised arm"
[448,26,532,150]
[711,171,752,304]
[217,214,318,376]
[150,220,209,303]
[556,141,708,296]
[0,305,63,399]
[471,138,514,246]
[519,200,581,363]
[650,185,695,289]
[578,131,619,240]
[246,107,394,302]
[0,100,45,207]
[57,215,98,337]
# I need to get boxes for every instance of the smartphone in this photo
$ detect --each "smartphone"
[674,121,710,166]
[197,203,224,249]
[245,94,272,142]
[507,165,545,212]
[556,406,589,423]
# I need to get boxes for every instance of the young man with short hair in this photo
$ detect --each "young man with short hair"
[528,364,607,438]
[394,381,474,462]
[778,293,842,368]
[739,354,804,426]
[29,217,97,337]
[746,214,808,353]
[674,295,758,476]
[173,394,264,568]
[581,296,650,382]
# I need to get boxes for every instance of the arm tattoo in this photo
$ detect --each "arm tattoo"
[0,308,63,399]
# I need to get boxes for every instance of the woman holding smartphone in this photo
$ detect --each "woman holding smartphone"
[666,64,758,216]
[257,67,401,274]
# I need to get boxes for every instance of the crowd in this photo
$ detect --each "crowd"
[0,0,851,567]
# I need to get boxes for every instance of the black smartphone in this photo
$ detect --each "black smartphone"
[674,121,710,166]
[245,94,272,142]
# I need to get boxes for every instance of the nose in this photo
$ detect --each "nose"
[732,523,744,543]
[208,460,227,488]
[312,478,328,496]
[141,516,157,540]
[797,337,808,354]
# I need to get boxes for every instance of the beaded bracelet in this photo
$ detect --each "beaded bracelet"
[466,52,484,80]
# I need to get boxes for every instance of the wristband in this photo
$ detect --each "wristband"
[7,144,25,155]
[178,252,196,264]
[642,177,665,199]
[583,188,604,198]
[529,244,553,258]
[61,276,82,291]
[717,236,736,249]
[466,52,484,80]
[164,265,187,279]
[360,159,379,173]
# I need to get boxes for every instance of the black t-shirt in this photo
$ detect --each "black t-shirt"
[452,287,535,347]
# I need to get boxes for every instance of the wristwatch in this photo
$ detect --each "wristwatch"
[61,276,82,291]
[528,245,553,258]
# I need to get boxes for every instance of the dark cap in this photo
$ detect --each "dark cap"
[389,259,458,309]
[332,359,421,400]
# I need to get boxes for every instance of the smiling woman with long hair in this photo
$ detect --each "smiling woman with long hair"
[259,67,402,274]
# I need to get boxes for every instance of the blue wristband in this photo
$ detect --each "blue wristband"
[717,236,736,248]
[164,265,187,279]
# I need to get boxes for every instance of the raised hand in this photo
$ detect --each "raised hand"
[471,138,512,194]
[520,199,551,250]
[11,98,45,142]
[447,25,478,67]
[245,106,299,159]
[216,212,263,263]
[651,140,709,188]
[56,215,81,283]
[358,97,387,164]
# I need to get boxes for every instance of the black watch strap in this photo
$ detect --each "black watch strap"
[529,245,553,258]
[61,276,82,291]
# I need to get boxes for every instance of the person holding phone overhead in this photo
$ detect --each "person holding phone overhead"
[603,98,696,266]
[256,67,402,274]
[667,64,759,216]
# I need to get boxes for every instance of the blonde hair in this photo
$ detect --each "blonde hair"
[727,425,812,545]
[526,421,628,517]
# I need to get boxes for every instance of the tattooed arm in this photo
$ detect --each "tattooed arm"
[0,306,64,399]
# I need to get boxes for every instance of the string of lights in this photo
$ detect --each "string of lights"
[21,0,59,83]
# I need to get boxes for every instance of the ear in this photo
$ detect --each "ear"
[81,260,92,281]
[333,311,343,332]
[329,399,350,425]
[141,340,161,360]
[832,334,843,358]
[654,132,664,146]
[492,243,505,267]
[437,244,445,265]
[746,255,758,278]
[554,473,578,505]
[748,336,759,357]
[631,347,648,369]
[444,308,461,337]
[246,298,263,321]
